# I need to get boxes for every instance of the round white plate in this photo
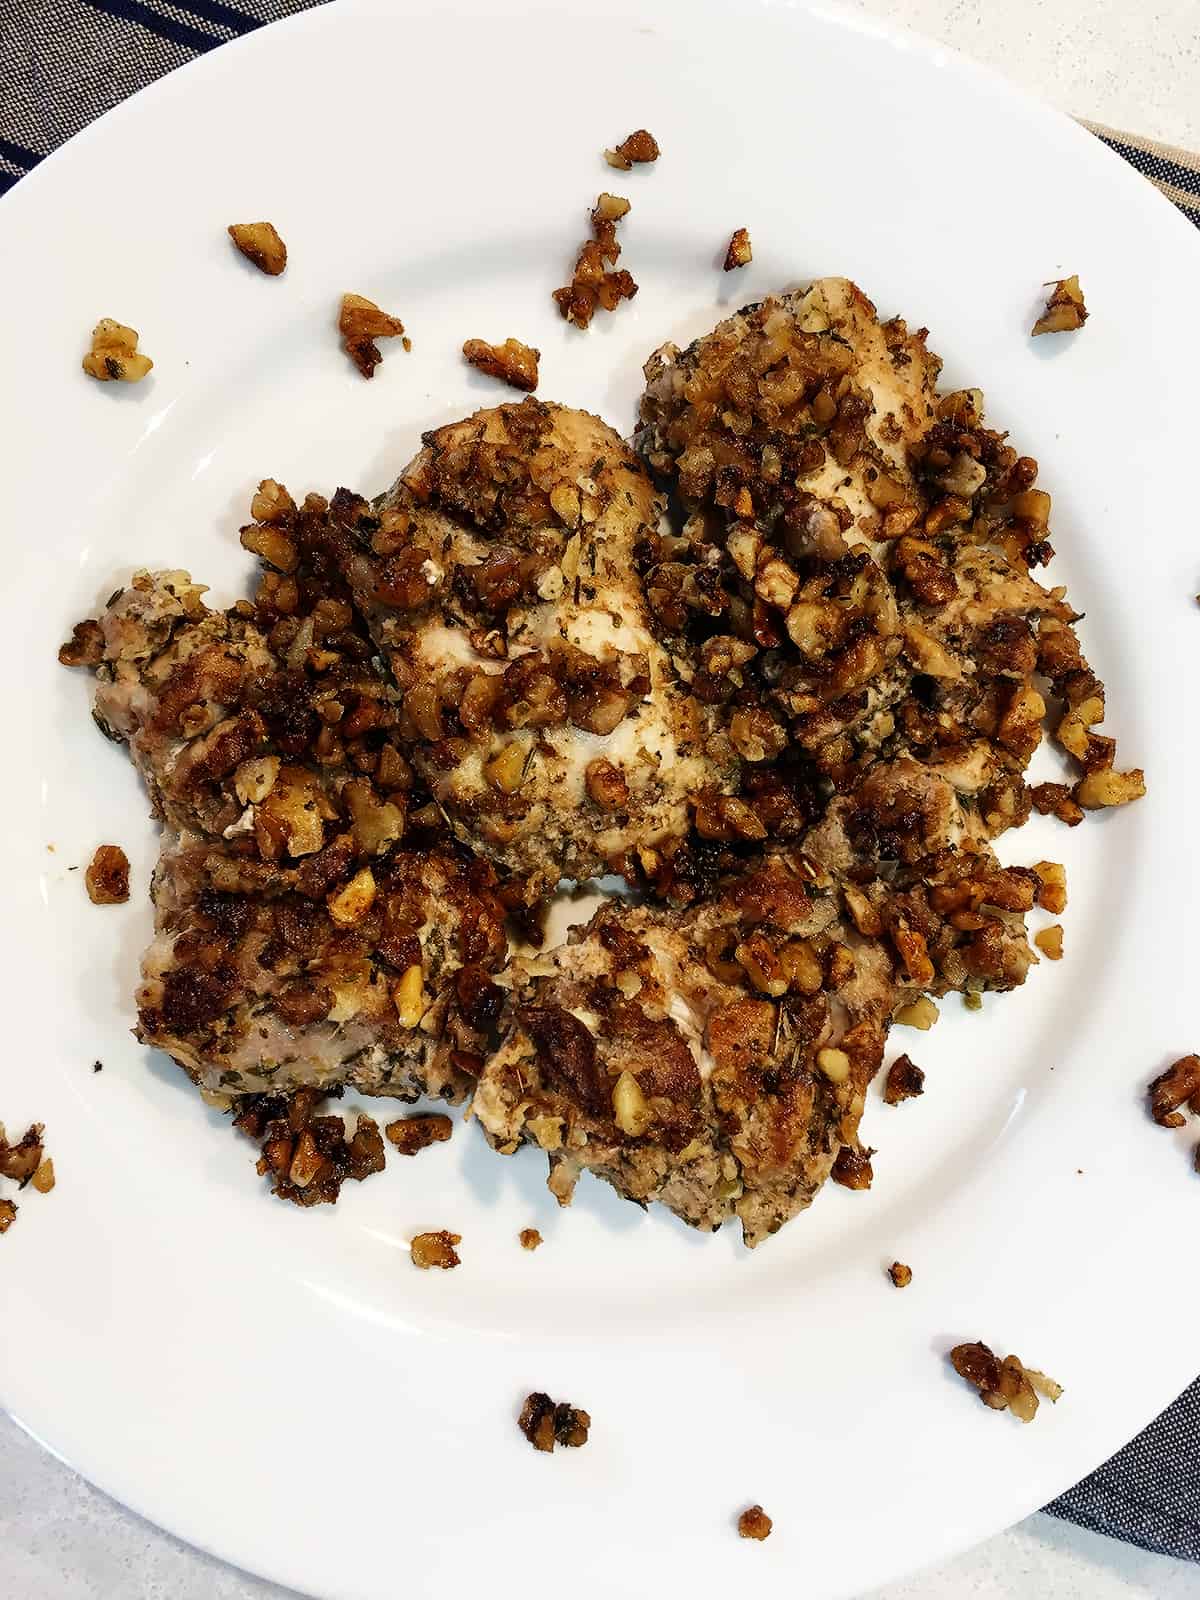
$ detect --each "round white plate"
[3,2,1199,1596]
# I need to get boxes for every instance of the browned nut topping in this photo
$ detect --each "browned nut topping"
[1032,275,1088,336]
[603,128,660,168]
[1034,924,1064,961]
[1074,767,1146,809]
[888,1261,912,1288]
[518,1391,591,1452]
[227,221,287,276]
[0,1197,16,1232]
[894,997,938,1031]
[385,1114,453,1156]
[724,228,753,271]
[951,1341,1062,1422]
[519,1227,543,1251]
[326,866,377,928]
[883,1053,925,1105]
[737,1506,772,1541]
[410,1230,461,1269]
[1148,1055,1200,1128]
[553,194,638,329]
[1033,861,1067,914]
[1031,781,1085,827]
[339,293,406,378]
[0,1123,45,1185]
[31,1158,55,1194]
[831,1146,874,1190]
[82,319,153,383]
[462,337,540,392]
[58,619,104,667]
[85,844,130,905]
[584,758,629,811]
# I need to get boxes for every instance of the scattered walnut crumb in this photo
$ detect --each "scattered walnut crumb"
[1148,1055,1200,1128]
[517,1392,591,1452]
[519,1227,543,1251]
[0,1123,44,1186]
[951,1341,1063,1422]
[0,1198,15,1234]
[737,1505,772,1541]
[58,619,104,668]
[894,996,939,1031]
[888,1261,912,1288]
[883,1053,925,1105]
[1033,861,1067,914]
[384,1113,453,1156]
[1034,924,1064,961]
[603,129,659,169]
[410,1229,461,1269]
[462,337,540,392]
[31,1158,55,1194]
[339,292,406,378]
[1032,275,1088,336]
[1031,782,1084,827]
[233,1091,385,1206]
[724,228,753,271]
[85,844,130,905]
[553,194,637,329]
[1075,767,1146,809]
[831,1145,874,1190]
[82,318,153,383]
[228,221,287,276]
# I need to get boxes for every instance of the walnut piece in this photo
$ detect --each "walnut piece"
[603,129,660,169]
[85,844,130,905]
[1030,782,1084,827]
[1034,924,1063,961]
[882,1053,925,1105]
[0,1123,45,1185]
[888,1261,912,1287]
[737,1505,772,1541]
[1148,1055,1200,1128]
[384,1113,453,1156]
[410,1229,461,1269]
[951,1341,1062,1422]
[0,1198,15,1234]
[831,1146,873,1190]
[233,1093,386,1207]
[82,319,153,383]
[519,1227,543,1250]
[462,337,540,392]
[228,221,287,276]
[724,228,753,271]
[339,293,406,378]
[1033,861,1067,914]
[1032,275,1088,336]
[517,1391,591,1452]
[553,194,637,329]
[58,619,104,668]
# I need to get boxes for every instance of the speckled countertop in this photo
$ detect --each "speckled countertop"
[4,2,1199,1597]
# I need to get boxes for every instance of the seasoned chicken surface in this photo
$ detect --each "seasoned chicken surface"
[68,567,508,1101]
[325,398,738,900]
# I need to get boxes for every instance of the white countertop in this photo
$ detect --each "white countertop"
[4,2,1199,1597]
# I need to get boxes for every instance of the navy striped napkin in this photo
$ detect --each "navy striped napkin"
[2,0,1198,1567]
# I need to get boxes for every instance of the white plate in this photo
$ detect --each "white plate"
[2,2,1199,1596]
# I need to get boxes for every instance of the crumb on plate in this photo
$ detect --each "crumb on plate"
[1148,1055,1200,1128]
[462,337,540,392]
[1033,861,1067,914]
[831,1145,873,1190]
[883,1053,925,1105]
[0,1122,45,1186]
[85,845,130,905]
[888,1261,912,1288]
[1032,274,1088,336]
[1034,924,1063,960]
[384,1113,453,1155]
[0,1198,15,1234]
[519,1227,543,1251]
[950,1341,1063,1421]
[517,1391,591,1451]
[410,1229,461,1269]
[603,129,659,169]
[724,228,753,270]
[737,1505,772,1540]
[553,194,637,328]
[232,1091,386,1206]
[82,319,153,383]
[339,292,406,378]
[228,221,287,276]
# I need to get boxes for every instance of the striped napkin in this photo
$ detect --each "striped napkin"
[2,0,1198,1567]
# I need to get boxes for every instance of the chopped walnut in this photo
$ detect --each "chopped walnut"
[1032,275,1088,336]
[85,844,130,905]
[883,1053,925,1105]
[384,1113,453,1155]
[1148,1055,1200,1128]
[724,228,753,271]
[227,221,287,276]
[462,337,540,392]
[603,129,659,169]
[737,1506,772,1541]
[894,996,938,1031]
[1030,782,1084,827]
[1033,861,1067,914]
[888,1261,912,1288]
[519,1227,543,1251]
[517,1391,591,1452]
[82,318,153,383]
[233,1093,386,1206]
[0,1198,15,1234]
[339,292,406,378]
[1034,924,1063,961]
[831,1146,874,1190]
[951,1341,1062,1422]
[553,194,637,329]
[0,1123,45,1185]
[1075,767,1146,809]
[410,1229,461,1269]
[58,619,104,667]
